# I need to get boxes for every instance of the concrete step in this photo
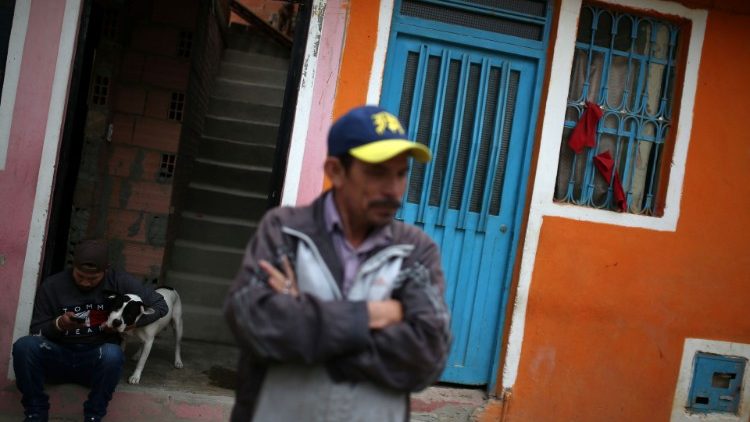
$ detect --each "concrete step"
[222,50,289,70]
[192,158,272,193]
[0,339,238,421]
[169,240,245,279]
[198,136,276,168]
[181,304,236,344]
[176,211,257,249]
[212,78,285,107]
[207,98,282,124]
[166,270,234,309]
[183,183,268,221]
[227,23,291,58]
[203,114,280,144]
[218,62,286,88]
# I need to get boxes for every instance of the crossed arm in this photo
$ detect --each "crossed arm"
[224,217,450,391]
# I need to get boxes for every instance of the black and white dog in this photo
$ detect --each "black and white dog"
[103,287,184,384]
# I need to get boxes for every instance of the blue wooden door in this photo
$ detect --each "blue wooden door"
[381,34,542,384]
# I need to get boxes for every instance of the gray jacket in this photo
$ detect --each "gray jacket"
[224,193,451,421]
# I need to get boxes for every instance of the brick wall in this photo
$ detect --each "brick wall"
[69,0,203,283]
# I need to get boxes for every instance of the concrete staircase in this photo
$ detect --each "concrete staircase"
[166,25,290,344]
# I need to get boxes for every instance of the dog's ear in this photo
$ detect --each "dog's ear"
[141,306,156,316]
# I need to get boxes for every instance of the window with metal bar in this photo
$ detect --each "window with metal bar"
[554,4,683,216]
[91,75,110,106]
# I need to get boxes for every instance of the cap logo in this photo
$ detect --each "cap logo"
[371,111,405,136]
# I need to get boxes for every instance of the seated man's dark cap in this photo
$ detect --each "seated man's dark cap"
[73,239,109,273]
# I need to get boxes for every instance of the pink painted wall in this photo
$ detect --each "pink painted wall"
[0,0,67,378]
[294,0,348,205]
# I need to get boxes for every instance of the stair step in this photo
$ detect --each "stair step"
[192,158,272,193]
[203,114,280,144]
[166,270,234,309]
[177,211,257,249]
[222,50,289,70]
[219,62,287,88]
[208,98,282,124]
[227,23,292,58]
[184,184,268,222]
[169,240,244,279]
[198,136,276,167]
[180,304,236,344]
[212,78,285,107]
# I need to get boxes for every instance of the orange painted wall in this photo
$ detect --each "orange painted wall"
[321,0,381,191]
[505,9,750,421]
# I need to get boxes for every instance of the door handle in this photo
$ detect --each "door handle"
[500,224,508,233]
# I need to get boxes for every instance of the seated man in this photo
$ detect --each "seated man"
[12,239,168,422]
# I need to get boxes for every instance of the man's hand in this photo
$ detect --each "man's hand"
[367,300,403,329]
[259,255,299,297]
[55,312,85,331]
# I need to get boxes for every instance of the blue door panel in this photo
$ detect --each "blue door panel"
[381,4,548,385]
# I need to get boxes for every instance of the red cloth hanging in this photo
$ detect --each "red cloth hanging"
[568,101,603,154]
[593,151,627,212]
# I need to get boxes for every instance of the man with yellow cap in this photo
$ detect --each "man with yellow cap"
[224,105,451,421]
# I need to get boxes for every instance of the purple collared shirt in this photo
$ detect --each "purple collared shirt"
[323,192,392,296]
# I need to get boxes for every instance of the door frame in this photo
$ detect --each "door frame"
[378,0,553,390]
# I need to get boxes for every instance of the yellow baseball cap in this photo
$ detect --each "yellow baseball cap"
[327,105,432,164]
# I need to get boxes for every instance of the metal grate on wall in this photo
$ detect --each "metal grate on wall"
[91,75,110,106]
[400,0,547,41]
[168,92,185,121]
[177,31,193,58]
[553,4,682,215]
[397,45,519,231]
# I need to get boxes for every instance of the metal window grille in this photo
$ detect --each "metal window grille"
[177,31,193,58]
[168,92,185,121]
[91,75,110,106]
[159,153,176,181]
[553,4,682,215]
[400,0,546,41]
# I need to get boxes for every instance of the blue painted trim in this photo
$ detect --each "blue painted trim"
[394,15,548,55]
[487,0,553,394]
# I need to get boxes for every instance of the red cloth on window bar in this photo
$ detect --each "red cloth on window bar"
[593,150,627,212]
[568,101,603,154]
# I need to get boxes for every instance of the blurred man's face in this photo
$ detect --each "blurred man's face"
[329,152,409,230]
[72,267,105,291]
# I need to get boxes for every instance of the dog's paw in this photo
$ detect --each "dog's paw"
[128,374,141,384]
[174,359,184,369]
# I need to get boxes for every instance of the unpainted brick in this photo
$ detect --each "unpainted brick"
[130,25,180,57]
[144,90,173,120]
[142,56,190,91]
[113,85,146,114]
[109,178,173,213]
[120,241,165,281]
[132,117,181,152]
[111,114,136,145]
[106,209,147,243]
[120,52,145,82]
